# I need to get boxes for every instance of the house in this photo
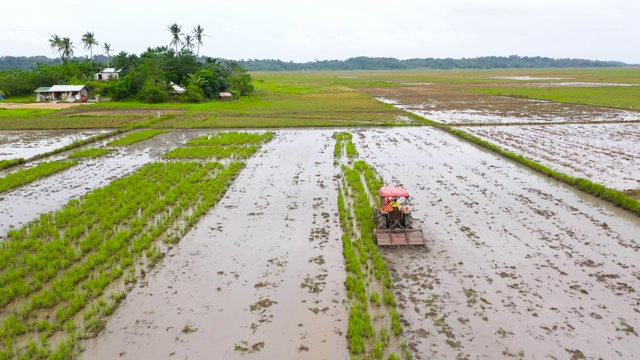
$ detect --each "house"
[219,91,238,101]
[94,68,120,81]
[35,85,89,102]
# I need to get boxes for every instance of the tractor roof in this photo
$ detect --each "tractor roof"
[379,186,409,198]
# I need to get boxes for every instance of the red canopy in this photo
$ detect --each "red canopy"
[379,186,410,198]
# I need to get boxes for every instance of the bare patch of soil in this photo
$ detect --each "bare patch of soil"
[363,87,640,124]
[461,123,640,191]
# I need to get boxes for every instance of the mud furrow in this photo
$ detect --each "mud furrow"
[353,127,640,359]
[80,130,348,359]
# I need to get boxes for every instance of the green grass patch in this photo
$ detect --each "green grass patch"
[68,147,112,159]
[468,86,640,110]
[0,158,25,170]
[107,130,165,146]
[0,160,77,193]
[30,130,125,161]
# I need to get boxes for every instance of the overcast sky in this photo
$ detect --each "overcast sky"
[2,0,638,63]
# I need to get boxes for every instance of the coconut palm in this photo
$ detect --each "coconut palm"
[183,35,195,52]
[167,23,183,56]
[61,37,74,63]
[81,32,99,66]
[192,25,209,57]
[103,43,113,67]
[49,34,63,64]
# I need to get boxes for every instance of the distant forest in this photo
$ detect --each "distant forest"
[0,55,628,72]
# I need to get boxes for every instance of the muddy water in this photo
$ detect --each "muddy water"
[369,87,640,124]
[0,130,211,238]
[353,127,640,359]
[461,123,640,191]
[0,129,111,160]
[80,130,349,359]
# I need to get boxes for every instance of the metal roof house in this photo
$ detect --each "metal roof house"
[94,68,120,81]
[35,85,89,102]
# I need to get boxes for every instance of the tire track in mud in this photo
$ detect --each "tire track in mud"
[80,130,349,359]
[354,127,640,359]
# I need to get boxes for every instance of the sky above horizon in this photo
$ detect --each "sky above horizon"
[2,0,639,63]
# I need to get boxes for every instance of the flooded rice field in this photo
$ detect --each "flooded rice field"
[0,130,210,238]
[3,86,640,358]
[80,130,349,359]
[71,127,640,359]
[354,128,640,359]
[461,123,640,192]
[0,129,111,160]
[368,87,640,124]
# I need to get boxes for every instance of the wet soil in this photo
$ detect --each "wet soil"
[461,123,640,192]
[353,127,640,359]
[366,87,640,124]
[79,130,349,359]
[0,129,111,160]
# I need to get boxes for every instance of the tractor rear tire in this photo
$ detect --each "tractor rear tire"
[374,209,388,230]
[404,213,413,229]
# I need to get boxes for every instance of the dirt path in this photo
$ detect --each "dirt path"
[354,127,640,359]
[80,130,349,359]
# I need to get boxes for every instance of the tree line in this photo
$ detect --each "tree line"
[236,55,628,71]
[0,24,253,103]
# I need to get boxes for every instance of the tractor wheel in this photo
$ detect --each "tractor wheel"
[404,213,413,229]
[374,209,388,230]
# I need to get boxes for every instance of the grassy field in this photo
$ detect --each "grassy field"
[0,68,638,129]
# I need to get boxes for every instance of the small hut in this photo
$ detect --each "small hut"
[94,68,120,81]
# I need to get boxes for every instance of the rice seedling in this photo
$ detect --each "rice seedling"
[335,137,409,358]
[0,160,77,193]
[0,158,25,170]
[106,129,165,146]
[68,148,112,159]
[29,130,126,161]
[0,128,272,358]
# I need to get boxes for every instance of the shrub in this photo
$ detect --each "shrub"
[182,83,206,103]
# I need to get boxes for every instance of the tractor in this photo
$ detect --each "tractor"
[373,186,425,246]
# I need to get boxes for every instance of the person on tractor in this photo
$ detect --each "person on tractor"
[390,198,401,210]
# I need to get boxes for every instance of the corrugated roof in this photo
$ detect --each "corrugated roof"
[100,68,119,73]
[49,85,87,92]
[34,87,51,93]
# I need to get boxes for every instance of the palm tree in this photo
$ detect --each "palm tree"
[192,25,209,57]
[81,32,99,66]
[61,37,74,64]
[103,43,113,67]
[167,23,183,56]
[183,35,195,52]
[49,34,63,64]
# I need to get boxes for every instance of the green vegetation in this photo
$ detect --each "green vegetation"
[28,130,124,161]
[68,148,112,159]
[0,158,25,170]
[335,134,409,359]
[238,56,627,71]
[163,132,273,160]
[0,131,272,358]
[0,161,77,193]
[107,130,165,146]
[469,86,640,109]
